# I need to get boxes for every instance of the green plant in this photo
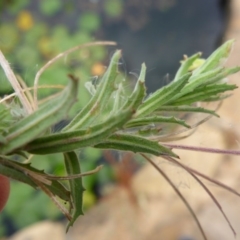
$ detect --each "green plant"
[0,4,113,232]
[0,40,239,239]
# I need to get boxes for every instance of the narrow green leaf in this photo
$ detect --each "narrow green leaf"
[189,66,239,88]
[46,179,72,202]
[192,39,234,75]
[173,53,201,81]
[156,105,219,117]
[173,67,224,99]
[201,94,232,102]
[94,133,178,158]
[127,116,190,128]
[1,77,78,154]
[0,163,37,188]
[25,109,132,154]
[0,157,71,202]
[63,50,122,130]
[168,67,240,105]
[135,73,191,117]
[137,127,162,137]
[64,151,84,232]
[111,83,123,114]
[206,66,240,85]
[121,63,146,111]
[171,84,237,106]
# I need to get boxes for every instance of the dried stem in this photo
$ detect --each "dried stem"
[0,50,33,114]
[45,165,103,180]
[151,102,222,141]
[30,176,72,221]
[16,75,35,110]
[0,85,64,104]
[162,155,236,237]
[141,153,208,240]
[181,164,240,198]
[34,41,117,108]
[163,143,240,156]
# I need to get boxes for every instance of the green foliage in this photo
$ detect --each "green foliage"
[104,0,123,18]
[39,0,62,16]
[6,0,30,14]
[15,45,40,69]
[0,2,112,235]
[0,24,19,53]
[5,182,60,228]
[78,13,101,32]
[64,151,84,231]
[0,40,239,232]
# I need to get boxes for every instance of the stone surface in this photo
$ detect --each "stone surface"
[8,221,65,240]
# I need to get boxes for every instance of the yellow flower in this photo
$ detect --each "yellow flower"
[16,11,34,31]
[91,63,105,76]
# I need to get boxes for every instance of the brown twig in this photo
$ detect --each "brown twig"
[162,155,236,237]
[0,50,33,114]
[162,143,240,156]
[34,41,117,108]
[141,153,208,240]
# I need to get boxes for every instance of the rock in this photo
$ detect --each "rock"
[8,221,65,240]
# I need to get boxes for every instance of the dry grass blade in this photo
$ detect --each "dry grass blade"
[163,143,240,156]
[0,85,64,104]
[45,165,103,180]
[16,75,34,110]
[140,153,208,240]
[150,113,213,141]
[162,155,236,237]
[0,50,33,114]
[151,102,222,141]
[158,128,198,142]
[30,176,72,221]
[185,164,240,198]
[33,41,117,108]
[0,157,52,185]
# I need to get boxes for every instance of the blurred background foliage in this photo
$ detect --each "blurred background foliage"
[0,0,226,237]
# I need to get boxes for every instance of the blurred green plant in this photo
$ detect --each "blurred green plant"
[39,0,62,16]
[78,12,101,32]
[0,40,240,240]
[0,1,180,236]
[0,3,111,234]
[103,0,123,18]
[2,0,30,15]
[0,2,105,97]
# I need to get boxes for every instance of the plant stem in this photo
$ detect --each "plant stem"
[163,143,240,156]
[0,51,33,114]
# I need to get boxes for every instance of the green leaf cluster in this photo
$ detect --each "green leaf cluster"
[0,40,239,230]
